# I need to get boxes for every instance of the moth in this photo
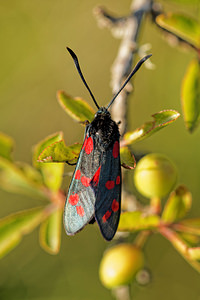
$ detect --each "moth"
[64,48,151,241]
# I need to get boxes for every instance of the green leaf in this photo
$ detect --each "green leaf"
[176,218,200,236]
[118,211,160,232]
[38,140,82,163]
[57,91,95,123]
[123,110,180,146]
[0,207,44,259]
[187,247,200,261]
[180,218,200,227]
[181,59,200,132]
[39,207,62,255]
[17,162,44,185]
[33,132,64,167]
[0,157,48,200]
[162,185,192,223]
[0,132,14,161]
[33,132,64,192]
[156,13,200,48]
[39,163,64,192]
[120,147,136,169]
[180,232,200,247]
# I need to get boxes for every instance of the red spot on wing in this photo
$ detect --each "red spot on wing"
[92,167,101,186]
[112,141,119,158]
[68,194,79,205]
[81,176,91,187]
[76,206,85,217]
[112,199,119,212]
[105,180,115,190]
[75,169,81,180]
[116,175,120,185]
[85,137,93,155]
[102,210,112,223]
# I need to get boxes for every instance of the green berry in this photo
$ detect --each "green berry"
[134,153,177,198]
[99,244,144,289]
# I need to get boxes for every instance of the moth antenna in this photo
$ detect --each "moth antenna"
[67,47,100,109]
[107,54,152,109]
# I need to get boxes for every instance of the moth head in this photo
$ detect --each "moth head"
[95,107,110,118]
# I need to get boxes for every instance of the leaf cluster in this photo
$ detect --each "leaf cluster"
[155,12,200,132]
[119,185,200,273]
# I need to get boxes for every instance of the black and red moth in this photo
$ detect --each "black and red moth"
[64,48,151,241]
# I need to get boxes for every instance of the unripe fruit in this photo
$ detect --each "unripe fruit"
[99,244,144,289]
[134,153,177,198]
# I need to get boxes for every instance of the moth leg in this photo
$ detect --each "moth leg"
[80,120,90,126]
[66,161,77,166]
[89,217,96,224]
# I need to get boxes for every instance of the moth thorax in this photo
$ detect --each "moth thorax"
[90,112,119,149]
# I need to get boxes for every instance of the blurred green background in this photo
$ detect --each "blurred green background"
[1,0,200,299]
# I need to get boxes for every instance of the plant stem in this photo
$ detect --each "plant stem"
[112,285,131,300]
[94,0,153,136]
[150,196,161,214]
[159,226,200,273]
[134,230,150,249]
